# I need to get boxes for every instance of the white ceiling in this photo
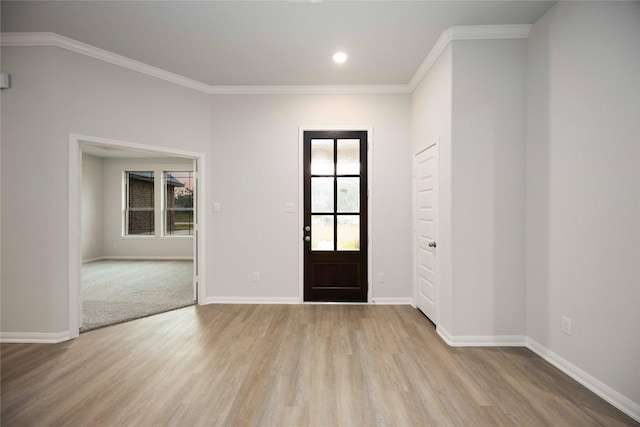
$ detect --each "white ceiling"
[80,142,193,159]
[2,1,556,87]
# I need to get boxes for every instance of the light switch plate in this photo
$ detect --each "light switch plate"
[285,202,295,213]
[0,73,10,89]
[561,316,572,336]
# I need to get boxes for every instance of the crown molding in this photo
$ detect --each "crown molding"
[408,24,532,91]
[0,32,410,95]
[1,32,212,93]
[208,84,411,95]
[2,26,531,95]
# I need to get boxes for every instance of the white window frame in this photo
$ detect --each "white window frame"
[123,171,156,237]
[162,170,195,238]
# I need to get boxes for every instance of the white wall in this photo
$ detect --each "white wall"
[1,46,210,334]
[81,154,104,261]
[411,45,453,330]
[209,93,412,302]
[526,1,640,406]
[410,38,527,339]
[450,39,527,336]
[101,157,194,259]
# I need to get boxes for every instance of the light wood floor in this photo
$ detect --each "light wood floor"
[1,305,637,426]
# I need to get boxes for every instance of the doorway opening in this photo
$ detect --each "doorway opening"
[68,134,206,338]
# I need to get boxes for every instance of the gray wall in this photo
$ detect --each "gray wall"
[101,157,194,259]
[1,46,211,334]
[209,93,413,302]
[81,155,195,261]
[450,38,527,336]
[411,38,527,338]
[411,44,453,331]
[526,1,640,405]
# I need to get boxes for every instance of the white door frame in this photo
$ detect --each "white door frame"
[68,134,207,339]
[298,126,374,303]
[413,139,439,325]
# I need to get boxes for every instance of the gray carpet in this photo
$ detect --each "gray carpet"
[81,259,195,332]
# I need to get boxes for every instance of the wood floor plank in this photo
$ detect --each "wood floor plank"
[1,305,637,426]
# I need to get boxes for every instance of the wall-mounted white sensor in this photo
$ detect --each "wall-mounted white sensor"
[0,73,10,89]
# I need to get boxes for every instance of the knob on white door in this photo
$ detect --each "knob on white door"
[428,241,437,248]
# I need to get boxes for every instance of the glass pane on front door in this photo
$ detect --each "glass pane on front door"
[337,215,360,250]
[311,139,334,175]
[311,177,334,213]
[337,177,359,213]
[312,215,334,250]
[337,139,360,175]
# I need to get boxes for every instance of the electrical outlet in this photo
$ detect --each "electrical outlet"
[252,272,260,282]
[378,273,385,283]
[561,316,572,336]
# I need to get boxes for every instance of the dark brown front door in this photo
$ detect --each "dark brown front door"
[303,130,368,302]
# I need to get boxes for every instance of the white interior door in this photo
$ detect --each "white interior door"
[193,158,198,302]
[414,144,438,323]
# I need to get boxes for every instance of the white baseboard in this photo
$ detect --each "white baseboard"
[436,326,527,347]
[372,297,414,305]
[204,297,417,306]
[85,256,193,262]
[433,329,639,422]
[82,257,104,264]
[204,296,300,305]
[526,338,640,423]
[1,331,71,343]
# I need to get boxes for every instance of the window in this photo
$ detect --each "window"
[125,171,155,235]
[123,170,194,237]
[164,171,194,236]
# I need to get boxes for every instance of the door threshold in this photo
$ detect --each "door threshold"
[301,302,370,305]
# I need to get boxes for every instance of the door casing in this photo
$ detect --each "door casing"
[298,126,373,303]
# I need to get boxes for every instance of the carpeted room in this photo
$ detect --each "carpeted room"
[81,259,194,331]
[80,152,198,331]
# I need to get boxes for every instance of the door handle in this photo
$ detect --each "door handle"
[428,241,437,248]
[304,236,311,242]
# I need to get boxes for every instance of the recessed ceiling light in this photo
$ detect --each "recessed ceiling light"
[333,52,347,64]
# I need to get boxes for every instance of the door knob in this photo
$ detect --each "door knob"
[304,236,311,242]
[304,226,311,232]
[428,241,437,248]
